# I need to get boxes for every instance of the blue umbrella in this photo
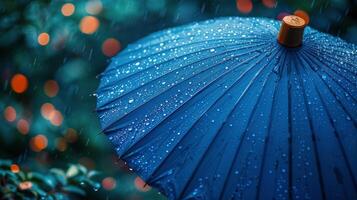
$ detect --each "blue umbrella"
[97,16,357,199]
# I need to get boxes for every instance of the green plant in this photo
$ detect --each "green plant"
[0,160,100,200]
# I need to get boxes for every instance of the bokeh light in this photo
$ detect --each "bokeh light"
[102,38,121,57]
[61,3,75,16]
[79,16,100,34]
[4,106,16,122]
[19,181,33,190]
[10,164,20,173]
[49,110,63,126]
[44,80,59,97]
[38,33,50,46]
[11,74,28,93]
[236,0,253,14]
[134,177,151,192]
[262,0,276,8]
[41,103,55,120]
[17,119,29,135]
[294,10,310,24]
[102,177,116,190]
[86,0,103,15]
[30,134,48,152]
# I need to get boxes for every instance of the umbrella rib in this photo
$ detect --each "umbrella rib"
[99,37,264,81]
[176,47,282,200]
[98,41,267,110]
[215,48,284,200]
[299,50,357,103]
[300,50,357,175]
[118,46,276,157]
[299,52,357,124]
[304,34,356,52]
[287,52,293,200]
[304,40,353,55]
[313,87,357,192]
[297,52,357,193]
[303,45,357,76]
[123,20,273,55]
[255,50,288,200]
[123,21,251,51]
[101,42,271,132]
[100,38,239,85]
[292,53,327,199]
[102,37,266,78]
[305,41,357,62]
[120,35,268,59]
[98,42,266,111]
[138,46,281,188]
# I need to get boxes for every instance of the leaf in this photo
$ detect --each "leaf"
[50,168,67,186]
[76,164,87,175]
[66,165,79,178]
[27,172,56,190]
[85,179,100,190]
[0,160,12,168]
[68,175,86,185]
[45,195,55,200]
[87,170,99,178]
[7,184,17,192]
[53,192,70,200]
[17,171,26,181]
[50,168,66,177]
[61,185,86,196]
[29,182,47,197]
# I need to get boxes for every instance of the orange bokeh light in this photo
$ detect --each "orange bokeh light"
[40,103,63,126]
[30,134,48,152]
[236,0,253,14]
[41,103,55,120]
[102,38,121,57]
[102,177,116,190]
[44,80,59,97]
[79,16,100,34]
[10,164,20,173]
[11,74,28,93]
[294,10,310,24]
[61,3,75,16]
[49,110,63,126]
[17,119,29,135]
[38,32,50,46]
[4,106,16,122]
[262,0,276,8]
[19,181,32,190]
[134,177,151,192]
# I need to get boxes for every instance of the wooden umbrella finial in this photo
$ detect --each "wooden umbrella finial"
[278,15,306,47]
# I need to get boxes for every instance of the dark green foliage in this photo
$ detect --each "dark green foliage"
[0,160,100,200]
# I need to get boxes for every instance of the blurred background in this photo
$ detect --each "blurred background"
[0,0,356,199]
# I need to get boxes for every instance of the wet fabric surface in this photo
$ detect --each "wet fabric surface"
[97,17,357,200]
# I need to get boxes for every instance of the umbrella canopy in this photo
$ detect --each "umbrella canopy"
[97,17,357,199]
